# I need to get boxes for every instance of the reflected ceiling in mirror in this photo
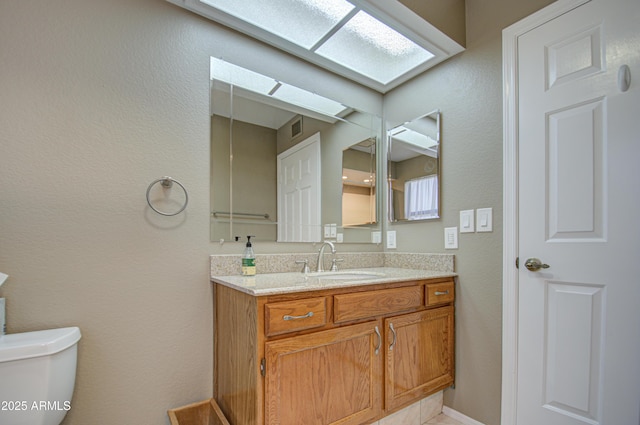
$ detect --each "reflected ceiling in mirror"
[210,58,381,244]
[387,110,440,222]
[211,58,349,118]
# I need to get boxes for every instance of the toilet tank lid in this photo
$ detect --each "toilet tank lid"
[0,327,81,363]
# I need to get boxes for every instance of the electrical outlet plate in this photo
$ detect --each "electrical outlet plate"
[444,227,458,249]
[460,209,475,233]
[477,208,493,232]
[386,230,397,249]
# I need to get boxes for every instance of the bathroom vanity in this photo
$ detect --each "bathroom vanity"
[211,267,456,425]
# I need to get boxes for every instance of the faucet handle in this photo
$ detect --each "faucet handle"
[295,259,310,274]
[330,258,344,272]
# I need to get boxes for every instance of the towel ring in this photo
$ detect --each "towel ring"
[146,176,188,216]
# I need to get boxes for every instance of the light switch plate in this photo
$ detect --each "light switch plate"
[444,227,458,249]
[386,230,397,249]
[330,223,337,238]
[324,225,331,238]
[477,208,493,232]
[371,231,382,244]
[460,209,475,233]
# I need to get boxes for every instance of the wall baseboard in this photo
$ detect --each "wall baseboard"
[442,406,485,425]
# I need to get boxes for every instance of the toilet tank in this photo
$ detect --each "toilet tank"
[0,327,81,425]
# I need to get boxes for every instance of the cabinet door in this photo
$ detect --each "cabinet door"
[384,306,454,411]
[264,321,383,425]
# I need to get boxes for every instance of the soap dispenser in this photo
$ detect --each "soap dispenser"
[242,236,256,276]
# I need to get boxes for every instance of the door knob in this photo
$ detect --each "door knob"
[524,258,550,272]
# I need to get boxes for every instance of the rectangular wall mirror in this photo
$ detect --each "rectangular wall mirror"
[387,110,441,222]
[210,58,382,243]
[342,138,376,227]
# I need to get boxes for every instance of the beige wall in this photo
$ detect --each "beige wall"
[0,1,217,423]
[276,115,330,154]
[0,0,554,424]
[210,116,278,242]
[384,0,554,424]
[0,1,380,424]
[399,0,466,47]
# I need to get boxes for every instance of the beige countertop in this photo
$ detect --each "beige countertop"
[211,267,457,296]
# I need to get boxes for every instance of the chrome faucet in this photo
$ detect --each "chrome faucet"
[316,241,336,272]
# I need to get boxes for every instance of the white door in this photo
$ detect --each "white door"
[516,1,640,424]
[277,132,322,242]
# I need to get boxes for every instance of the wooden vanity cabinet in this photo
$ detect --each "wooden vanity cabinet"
[213,277,455,425]
[264,321,383,425]
[384,306,455,411]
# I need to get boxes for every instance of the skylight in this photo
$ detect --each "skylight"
[210,58,348,118]
[314,10,434,84]
[170,0,464,92]
[200,0,356,49]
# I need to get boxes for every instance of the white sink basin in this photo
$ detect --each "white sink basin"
[307,270,386,280]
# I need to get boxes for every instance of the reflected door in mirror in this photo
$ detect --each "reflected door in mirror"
[277,132,322,242]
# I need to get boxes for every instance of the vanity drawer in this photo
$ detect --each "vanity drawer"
[426,281,455,306]
[265,297,327,336]
[334,285,423,323]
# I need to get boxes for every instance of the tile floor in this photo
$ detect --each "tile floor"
[369,391,465,425]
[425,413,464,425]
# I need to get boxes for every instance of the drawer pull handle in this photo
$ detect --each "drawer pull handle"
[374,326,381,355]
[283,311,314,321]
[434,290,449,295]
[389,323,397,351]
